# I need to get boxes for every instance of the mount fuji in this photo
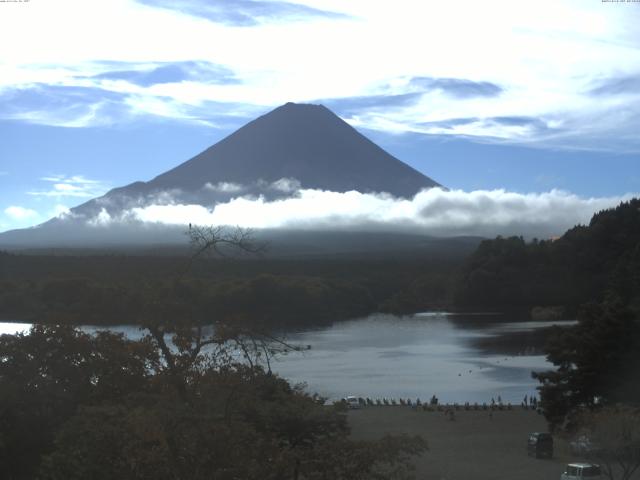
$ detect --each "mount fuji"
[0,103,442,249]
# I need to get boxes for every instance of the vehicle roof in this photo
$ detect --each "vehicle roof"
[567,463,600,468]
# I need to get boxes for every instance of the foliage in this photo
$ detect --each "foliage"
[0,323,426,480]
[0,325,157,480]
[0,228,427,479]
[0,251,468,327]
[577,406,640,480]
[455,198,640,311]
[533,300,640,430]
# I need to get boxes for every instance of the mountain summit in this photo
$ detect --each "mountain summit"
[0,103,441,248]
[148,102,439,196]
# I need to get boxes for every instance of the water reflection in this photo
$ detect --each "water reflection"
[0,313,575,404]
[271,313,574,403]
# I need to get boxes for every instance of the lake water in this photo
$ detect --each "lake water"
[0,312,574,404]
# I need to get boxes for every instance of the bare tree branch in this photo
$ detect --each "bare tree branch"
[139,223,307,399]
[183,225,267,274]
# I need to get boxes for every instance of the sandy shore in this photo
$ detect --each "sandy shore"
[348,406,614,480]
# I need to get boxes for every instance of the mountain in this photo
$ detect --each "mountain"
[0,102,441,248]
[74,102,439,215]
[149,102,439,194]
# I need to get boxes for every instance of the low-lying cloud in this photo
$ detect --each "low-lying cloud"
[84,188,638,239]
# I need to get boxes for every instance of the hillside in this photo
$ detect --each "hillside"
[454,198,640,313]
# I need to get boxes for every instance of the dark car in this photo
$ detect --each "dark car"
[528,432,553,458]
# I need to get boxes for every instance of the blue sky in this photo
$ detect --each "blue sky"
[1,0,639,233]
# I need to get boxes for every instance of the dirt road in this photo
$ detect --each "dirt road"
[348,406,586,480]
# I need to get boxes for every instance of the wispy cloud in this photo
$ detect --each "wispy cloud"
[28,175,109,198]
[415,115,553,140]
[134,0,350,26]
[0,84,132,127]
[1,0,639,152]
[407,77,503,99]
[0,78,262,128]
[320,93,424,115]
[588,75,640,96]
[318,77,504,118]
[86,60,240,87]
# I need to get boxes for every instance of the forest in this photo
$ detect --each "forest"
[3,199,639,329]
[0,241,471,327]
[455,198,640,315]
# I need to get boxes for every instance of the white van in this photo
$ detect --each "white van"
[561,463,602,480]
[345,396,361,409]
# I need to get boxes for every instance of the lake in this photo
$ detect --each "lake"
[0,312,574,404]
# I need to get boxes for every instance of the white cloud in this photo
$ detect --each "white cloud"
[1,203,78,232]
[4,205,39,220]
[87,208,113,227]
[270,178,301,193]
[93,188,637,239]
[204,181,244,193]
[0,0,639,150]
[52,204,71,218]
[28,174,109,198]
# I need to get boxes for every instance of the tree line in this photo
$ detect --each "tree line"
[0,247,469,327]
[454,199,640,313]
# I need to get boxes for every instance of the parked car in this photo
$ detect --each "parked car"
[561,463,602,479]
[527,432,553,458]
[344,396,361,409]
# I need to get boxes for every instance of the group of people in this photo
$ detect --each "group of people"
[522,394,538,409]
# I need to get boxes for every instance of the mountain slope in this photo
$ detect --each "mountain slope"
[148,102,439,195]
[0,102,441,248]
[70,102,439,218]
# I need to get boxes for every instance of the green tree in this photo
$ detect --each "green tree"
[533,300,640,430]
[0,325,156,480]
